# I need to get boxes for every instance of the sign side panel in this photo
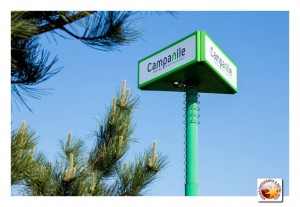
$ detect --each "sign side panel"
[203,33,238,92]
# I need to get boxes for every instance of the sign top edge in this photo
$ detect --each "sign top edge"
[138,31,200,63]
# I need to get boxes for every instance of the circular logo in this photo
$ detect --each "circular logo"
[258,179,282,200]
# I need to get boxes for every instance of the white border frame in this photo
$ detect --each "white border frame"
[1,1,299,207]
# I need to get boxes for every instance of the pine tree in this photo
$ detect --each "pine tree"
[11,81,167,196]
[11,11,174,111]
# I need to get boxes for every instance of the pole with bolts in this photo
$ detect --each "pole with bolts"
[185,85,199,196]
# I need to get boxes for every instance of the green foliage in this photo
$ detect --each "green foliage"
[89,81,137,177]
[112,142,167,196]
[11,81,167,196]
[10,11,154,111]
[11,121,46,185]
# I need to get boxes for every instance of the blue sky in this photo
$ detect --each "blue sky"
[11,11,289,196]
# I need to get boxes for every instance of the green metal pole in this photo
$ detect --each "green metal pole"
[185,86,199,196]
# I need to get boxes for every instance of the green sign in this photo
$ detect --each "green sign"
[138,31,238,94]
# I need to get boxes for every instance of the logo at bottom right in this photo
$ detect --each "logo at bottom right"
[257,178,283,202]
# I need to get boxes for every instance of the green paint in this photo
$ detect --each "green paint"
[200,31,205,62]
[185,86,199,196]
[196,31,201,62]
[138,31,237,94]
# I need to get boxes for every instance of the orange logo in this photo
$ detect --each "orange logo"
[258,179,282,201]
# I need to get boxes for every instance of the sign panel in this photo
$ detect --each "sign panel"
[204,34,237,91]
[138,31,237,94]
[138,34,197,87]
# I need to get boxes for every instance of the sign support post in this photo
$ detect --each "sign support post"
[138,31,237,196]
[185,86,199,196]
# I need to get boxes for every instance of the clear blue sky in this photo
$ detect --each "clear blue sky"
[11,11,289,196]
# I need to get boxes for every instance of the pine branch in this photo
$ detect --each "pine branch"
[11,35,60,111]
[11,121,38,185]
[89,81,138,177]
[11,121,56,196]
[68,11,141,51]
[11,37,60,85]
[38,11,95,36]
[11,12,39,40]
[114,141,167,196]
[11,81,168,196]
[57,133,88,196]
[24,163,57,196]
[11,11,175,111]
